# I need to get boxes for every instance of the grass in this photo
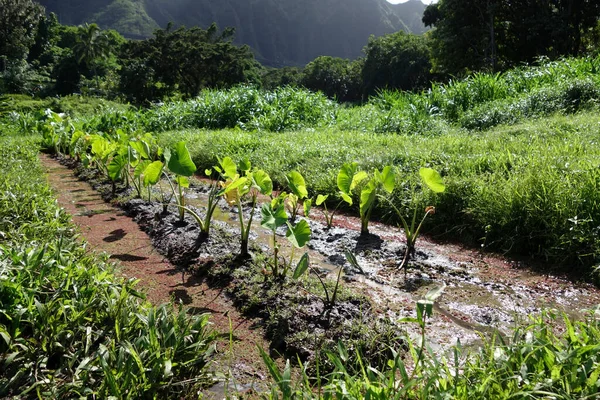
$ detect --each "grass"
[0,135,217,398]
[263,311,600,399]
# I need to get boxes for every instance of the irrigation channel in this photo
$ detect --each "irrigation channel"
[40,153,600,395]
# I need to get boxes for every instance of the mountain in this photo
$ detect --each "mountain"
[38,0,428,67]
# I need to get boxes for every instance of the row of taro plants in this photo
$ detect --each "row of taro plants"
[36,109,449,374]
[38,109,446,281]
[0,135,216,398]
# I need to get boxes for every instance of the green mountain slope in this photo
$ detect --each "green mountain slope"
[38,0,427,66]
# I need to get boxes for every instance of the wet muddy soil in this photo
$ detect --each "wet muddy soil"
[42,153,600,379]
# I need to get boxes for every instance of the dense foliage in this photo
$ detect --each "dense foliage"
[424,0,600,75]
[0,132,216,397]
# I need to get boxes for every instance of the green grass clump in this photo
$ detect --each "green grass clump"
[263,311,600,399]
[144,85,337,132]
[0,136,216,398]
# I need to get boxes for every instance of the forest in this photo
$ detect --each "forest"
[2,0,600,398]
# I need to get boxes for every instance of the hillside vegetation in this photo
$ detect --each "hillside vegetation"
[38,0,427,66]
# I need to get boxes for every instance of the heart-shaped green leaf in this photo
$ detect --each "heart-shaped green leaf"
[143,161,164,186]
[286,220,311,248]
[108,154,127,181]
[286,171,308,199]
[337,162,358,194]
[261,203,288,231]
[292,252,310,279]
[316,194,329,206]
[167,142,196,177]
[252,169,273,195]
[220,157,238,179]
[419,168,445,193]
[359,179,378,217]
[134,160,151,178]
[379,166,395,194]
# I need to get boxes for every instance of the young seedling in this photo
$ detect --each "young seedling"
[382,167,445,279]
[285,170,308,222]
[142,160,164,203]
[261,189,312,279]
[218,157,273,258]
[175,168,223,249]
[164,141,197,222]
[358,166,395,235]
[399,283,446,380]
[292,249,354,309]
[333,162,369,228]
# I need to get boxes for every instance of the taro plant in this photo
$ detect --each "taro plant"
[382,167,445,278]
[329,162,369,228]
[359,166,395,235]
[164,141,197,222]
[218,157,273,257]
[261,196,312,279]
[174,167,223,249]
[284,170,309,222]
[142,160,164,203]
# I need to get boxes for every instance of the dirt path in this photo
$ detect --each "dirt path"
[40,154,268,397]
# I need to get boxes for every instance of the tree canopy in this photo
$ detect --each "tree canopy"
[424,0,600,75]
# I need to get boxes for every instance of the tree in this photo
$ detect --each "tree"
[0,0,45,71]
[361,31,432,95]
[119,23,260,103]
[424,0,600,76]
[73,23,110,88]
[302,56,363,102]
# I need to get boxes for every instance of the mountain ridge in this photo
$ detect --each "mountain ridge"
[38,0,428,66]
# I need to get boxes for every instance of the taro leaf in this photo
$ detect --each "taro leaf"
[239,157,251,172]
[337,162,358,194]
[70,130,84,147]
[219,177,248,195]
[176,175,190,189]
[340,192,353,206]
[316,194,329,206]
[129,140,149,160]
[167,141,196,177]
[134,160,151,178]
[419,168,445,193]
[261,203,288,231]
[303,198,312,217]
[252,169,273,195]
[91,135,109,157]
[143,161,164,186]
[359,179,378,218]
[286,171,308,199]
[108,154,127,181]
[379,166,395,194]
[205,169,213,177]
[220,157,238,179]
[286,220,311,248]
[352,171,368,191]
[292,253,310,279]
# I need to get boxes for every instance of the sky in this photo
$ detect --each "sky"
[386,0,437,4]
